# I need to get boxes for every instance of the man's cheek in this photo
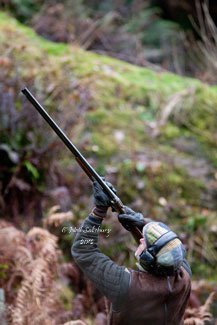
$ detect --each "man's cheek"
[135,247,142,260]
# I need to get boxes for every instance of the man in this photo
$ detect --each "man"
[71,181,191,325]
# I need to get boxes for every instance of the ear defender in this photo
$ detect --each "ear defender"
[139,249,155,271]
[139,230,178,275]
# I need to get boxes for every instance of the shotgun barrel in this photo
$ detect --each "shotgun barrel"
[21,87,142,243]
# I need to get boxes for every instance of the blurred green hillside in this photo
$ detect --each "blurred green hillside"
[0,10,217,285]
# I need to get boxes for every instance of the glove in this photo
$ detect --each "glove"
[92,179,117,218]
[93,179,117,207]
[118,206,146,231]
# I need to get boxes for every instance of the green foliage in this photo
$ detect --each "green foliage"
[23,161,39,181]
[59,284,75,310]
[162,123,182,139]
[186,214,206,232]
[125,7,180,46]
[0,264,9,279]
[2,0,43,21]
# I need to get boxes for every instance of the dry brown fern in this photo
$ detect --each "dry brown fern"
[43,205,74,228]
[0,226,26,248]
[14,246,33,273]
[12,278,32,325]
[31,258,51,302]
[0,221,63,325]
[0,220,14,229]
[27,227,59,266]
[184,291,216,325]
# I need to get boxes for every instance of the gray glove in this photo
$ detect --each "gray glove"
[93,179,117,207]
[118,206,146,231]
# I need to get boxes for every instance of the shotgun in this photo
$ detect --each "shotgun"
[21,88,142,244]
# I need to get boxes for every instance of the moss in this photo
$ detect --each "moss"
[59,284,75,310]
[161,123,182,139]
[1,11,217,126]
[135,163,205,208]
[86,106,148,158]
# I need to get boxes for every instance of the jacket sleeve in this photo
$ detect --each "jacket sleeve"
[71,214,131,311]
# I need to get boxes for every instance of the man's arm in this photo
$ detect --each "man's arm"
[71,213,131,311]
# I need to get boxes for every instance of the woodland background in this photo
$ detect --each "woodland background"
[0,0,217,324]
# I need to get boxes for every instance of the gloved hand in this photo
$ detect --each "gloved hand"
[118,206,146,231]
[93,179,117,207]
[92,179,117,218]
